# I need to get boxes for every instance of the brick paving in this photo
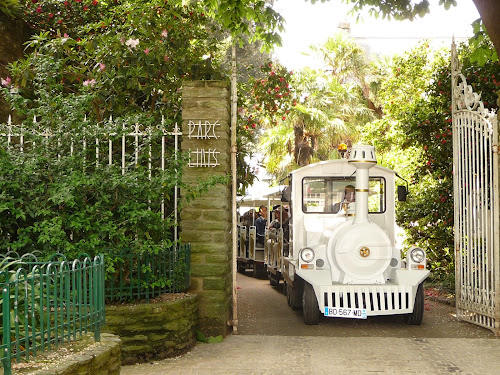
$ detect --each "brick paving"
[121,335,500,375]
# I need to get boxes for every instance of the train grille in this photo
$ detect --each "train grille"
[322,285,413,314]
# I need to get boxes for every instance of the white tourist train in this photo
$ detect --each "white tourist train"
[242,144,430,325]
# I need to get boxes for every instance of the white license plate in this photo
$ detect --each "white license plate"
[324,307,367,319]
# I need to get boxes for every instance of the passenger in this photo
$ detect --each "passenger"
[269,205,283,230]
[332,184,355,214]
[255,205,267,246]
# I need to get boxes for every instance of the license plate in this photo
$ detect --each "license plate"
[324,307,367,319]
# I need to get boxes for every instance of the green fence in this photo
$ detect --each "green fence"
[105,243,191,302]
[0,252,105,375]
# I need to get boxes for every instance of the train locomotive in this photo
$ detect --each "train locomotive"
[267,145,430,325]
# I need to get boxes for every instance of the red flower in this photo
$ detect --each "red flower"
[75,0,81,2]
[92,0,99,5]
[36,6,42,13]
[57,19,63,24]
[83,5,89,10]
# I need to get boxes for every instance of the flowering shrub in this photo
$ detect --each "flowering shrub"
[248,61,295,126]
[10,0,223,126]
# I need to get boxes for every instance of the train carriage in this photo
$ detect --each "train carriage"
[237,192,281,277]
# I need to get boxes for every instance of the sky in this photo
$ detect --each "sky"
[272,0,481,69]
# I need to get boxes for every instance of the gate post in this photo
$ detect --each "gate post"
[181,81,232,336]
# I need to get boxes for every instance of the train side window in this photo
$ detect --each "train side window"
[367,178,385,213]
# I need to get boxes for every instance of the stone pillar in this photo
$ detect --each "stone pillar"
[181,81,232,336]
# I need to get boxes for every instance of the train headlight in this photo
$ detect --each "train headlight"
[410,247,425,263]
[300,247,315,263]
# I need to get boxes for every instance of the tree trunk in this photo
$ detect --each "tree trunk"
[0,13,31,122]
[472,0,500,60]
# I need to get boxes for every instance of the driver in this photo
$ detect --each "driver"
[331,184,355,214]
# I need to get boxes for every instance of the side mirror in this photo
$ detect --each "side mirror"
[397,185,408,202]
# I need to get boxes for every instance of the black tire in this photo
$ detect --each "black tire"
[252,265,259,278]
[287,281,302,310]
[405,283,424,325]
[237,262,246,274]
[269,272,278,287]
[302,282,320,325]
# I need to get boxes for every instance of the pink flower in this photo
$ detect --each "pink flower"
[99,62,106,71]
[83,79,96,87]
[63,33,69,37]
[144,48,150,55]
[164,55,169,62]
[161,29,168,38]
[125,38,139,49]
[1,77,12,87]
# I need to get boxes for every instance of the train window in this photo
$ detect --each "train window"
[302,177,385,214]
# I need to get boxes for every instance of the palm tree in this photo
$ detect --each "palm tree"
[309,31,386,118]
[259,67,369,179]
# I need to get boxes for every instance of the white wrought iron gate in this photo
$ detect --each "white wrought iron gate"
[451,41,500,335]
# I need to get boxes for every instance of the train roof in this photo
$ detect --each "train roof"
[237,185,284,207]
[289,159,397,177]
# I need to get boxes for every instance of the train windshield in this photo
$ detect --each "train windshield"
[302,177,385,213]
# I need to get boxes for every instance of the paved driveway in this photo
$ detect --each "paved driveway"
[121,273,499,375]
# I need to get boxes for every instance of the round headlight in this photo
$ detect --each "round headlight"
[300,248,315,263]
[410,247,425,263]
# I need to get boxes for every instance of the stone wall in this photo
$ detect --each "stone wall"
[181,80,232,336]
[11,333,121,375]
[102,294,198,365]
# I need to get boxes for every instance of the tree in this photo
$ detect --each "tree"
[308,0,500,61]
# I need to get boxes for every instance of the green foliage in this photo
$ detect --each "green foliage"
[308,0,457,21]
[206,0,285,51]
[469,18,499,65]
[196,329,223,343]
[247,61,295,126]
[0,0,20,17]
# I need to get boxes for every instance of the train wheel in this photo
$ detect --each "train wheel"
[405,283,424,325]
[287,281,301,310]
[237,262,246,274]
[302,282,320,325]
[252,265,259,278]
[268,272,278,287]
[286,283,291,306]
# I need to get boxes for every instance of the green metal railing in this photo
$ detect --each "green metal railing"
[0,253,105,375]
[105,243,191,302]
